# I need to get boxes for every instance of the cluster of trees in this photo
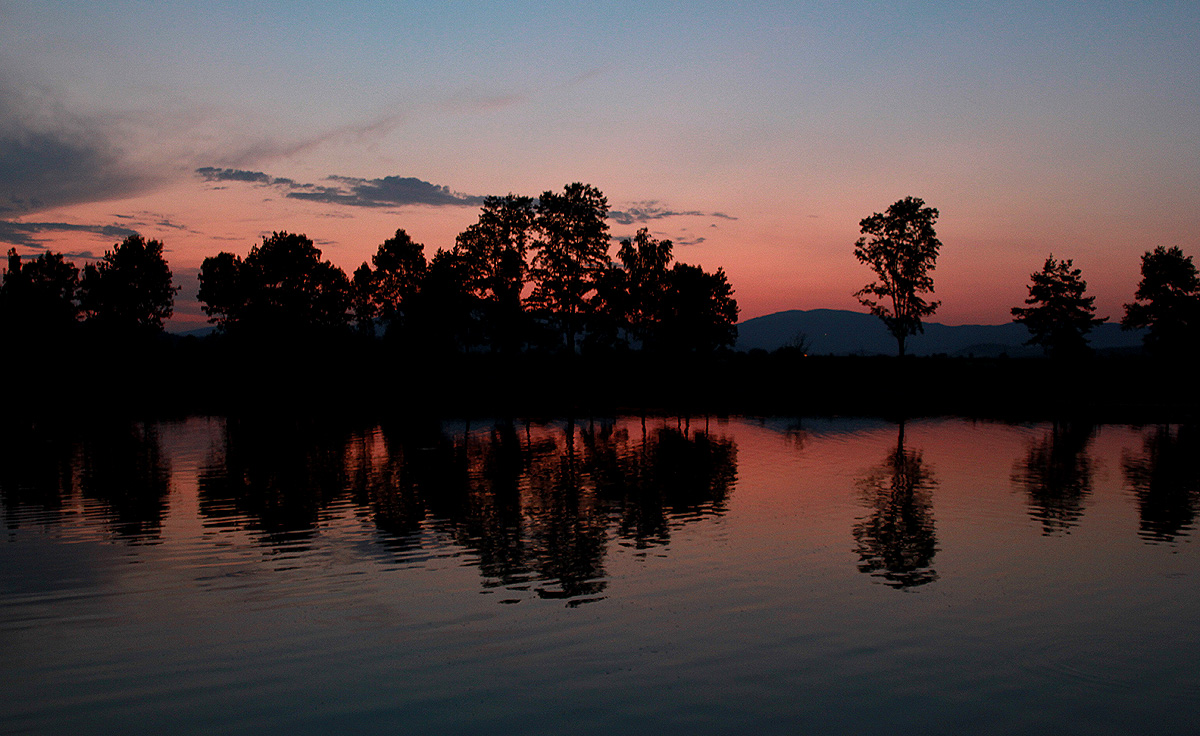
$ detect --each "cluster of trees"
[198,183,739,354]
[853,197,1200,359]
[1012,247,1200,359]
[0,183,738,356]
[0,235,176,342]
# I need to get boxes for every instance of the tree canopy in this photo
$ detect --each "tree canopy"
[1122,246,1199,359]
[616,228,674,348]
[198,232,351,337]
[657,263,739,354]
[453,195,536,352]
[1011,255,1107,358]
[351,229,428,336]
[529,183,610,352]
[853,196,941,356]
[79,234,176,334]
[1,248,80,339]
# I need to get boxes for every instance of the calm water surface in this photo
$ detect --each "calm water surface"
[2,416,1198,734]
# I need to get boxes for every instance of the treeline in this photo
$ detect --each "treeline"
[0,183,738,357]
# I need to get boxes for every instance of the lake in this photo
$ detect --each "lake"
[2,415,1198,734]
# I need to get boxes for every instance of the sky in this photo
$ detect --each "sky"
[2,1,1198,330]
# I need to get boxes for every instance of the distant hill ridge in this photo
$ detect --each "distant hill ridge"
[736,308,1144,357]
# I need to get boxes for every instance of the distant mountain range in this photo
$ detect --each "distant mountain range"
[736,309,1145,357]
[172,325,217,338]
[171,309,1144,357]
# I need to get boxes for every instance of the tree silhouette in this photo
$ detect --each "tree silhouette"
[350,261,377,335]
[530,183,610,352]
[589,228,738,354]
[354,229,427,338]
[454,195,536,352]
[853,197,941,356]
[1122,246,1200,359]
[1011,255,1106,358]
[657,263,739,353]
[1,248,80,340]
[616,228,672,348]
[584,260,631,352]
[78,234,176,334]
[198,231,351,337]
[407,248,480,353]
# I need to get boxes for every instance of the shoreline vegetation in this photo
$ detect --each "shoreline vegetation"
[10,336,1197,423]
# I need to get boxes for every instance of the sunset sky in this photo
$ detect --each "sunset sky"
[3,1,1198,330]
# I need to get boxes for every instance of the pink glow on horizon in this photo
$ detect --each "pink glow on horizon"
[8,173,1187,332]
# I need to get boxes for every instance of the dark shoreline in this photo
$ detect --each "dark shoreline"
[7,337,1195,424]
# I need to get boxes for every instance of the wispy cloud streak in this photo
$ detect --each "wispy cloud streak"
[609,201,737,225]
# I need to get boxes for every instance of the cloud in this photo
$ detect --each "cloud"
[0,220,138,249]
[195,167,278,186]
[609,201,737,226]
[0,81,162,215]
[110,211,192,232]
[197,167,484,209]
[208,112,410,170]
[288,175,484,208]
[0,74,413,215]
[612,231,707,247]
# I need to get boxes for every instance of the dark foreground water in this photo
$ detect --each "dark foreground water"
[2,415,1198,735]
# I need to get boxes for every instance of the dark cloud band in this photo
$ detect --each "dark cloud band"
[196,167,483,208]
[0,220,138,249]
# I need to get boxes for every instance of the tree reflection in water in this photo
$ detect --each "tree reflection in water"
[0,421,77,529]
[1124,424,1200,543]
[0,420,171,542]
[219,416,740,604]
[853,422,939,589]
[1012,421,1095,535]
[77,422,172,542]
[198,416,354,547]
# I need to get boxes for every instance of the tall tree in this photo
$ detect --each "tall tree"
[853,197,941,356]
[198,232,350,336]
[617,228,673,347]
[357,229,427,337]
[454,195,536,351]
[350,262,377,335]
[1011,255,1107,358]
[79,234,176,334]
[1121,246,1200,358]
[530,183,610,352]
